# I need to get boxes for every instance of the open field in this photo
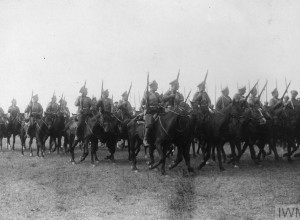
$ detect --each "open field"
[0,139,300,220]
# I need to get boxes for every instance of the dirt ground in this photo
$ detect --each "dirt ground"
[0,139,300,220]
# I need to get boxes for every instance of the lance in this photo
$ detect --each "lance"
[258,80,268,100]
[214,84,217,106]
[280,81,291,100]
[176,69,180,82]
[285,78,294,109]
[184,90,192,103]
[245,80,259,100]
[146,72,150,110]
[265,82,268,103]
[30,90,33,115]
[127,82,132,98]
[248,81,250,92]
[101,80,103,99]
[80,80,86,111]
[134,93,136,108]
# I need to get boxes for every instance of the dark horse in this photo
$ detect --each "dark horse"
[197,99,245,171]
[7,113,25,151]
[0,115,8,150]
[45,111,65,154]
[26,115,52,157]
[128,105,195,175]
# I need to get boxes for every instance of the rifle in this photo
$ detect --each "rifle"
[280,80,291,100]
[203,69,208,86]
[30,90,33,116]
[258,80,268,100]
[127,82,132,98]
[101,80,103,99]
[184,90,191,103]
[146,72,150,111]
[59,93,63,111]
[245,80,259,100]
[80,80,86,111]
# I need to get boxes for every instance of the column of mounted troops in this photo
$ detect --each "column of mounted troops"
[0,73,300,175]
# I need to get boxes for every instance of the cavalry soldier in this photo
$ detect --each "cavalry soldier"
[90,97,98,115]
[289,90,299,107]
[0,106,5,121]
[163,79,184,107]
[60,99,70,118]
[8,98,20,120]
[192,81,211,114]
[118,91,133,119]
[141,80,162,146]
[269,88,281,107]
[283,95,289,106]
[74,85,92,140]
[46,94,59,114]
[24,94,43,136]
[247,87,261,108]
[98,89,113,113]
[216,86,232,111]
[233,86,246,102]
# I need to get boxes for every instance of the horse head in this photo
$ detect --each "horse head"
[100,112,119,134]
[43,112,56,131]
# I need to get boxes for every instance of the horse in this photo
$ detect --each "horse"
[45,111,65,154]
[236,105,280,164]
[6,113,25,151]
[197,99,246,171]
[0,115,8,150]
[27,115,52,157]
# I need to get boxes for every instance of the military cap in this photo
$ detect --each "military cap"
[33,94,39,100]
[221,86,229,93]
[169,80,179,87]
[197,81,205,91]
[291,90,298,96]
[271,88,278,95]
[52,95,57,100]
[79,86,87,93]
[122,91,128,97]
[149,80,158,87]
[238,86,246,92]
[284,95,289,100]
[11,98,16,103]
[103,89,109,95]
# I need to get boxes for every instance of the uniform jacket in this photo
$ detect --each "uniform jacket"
[141,90,162,110]
[8,105,20,118]
[163,90,184,107]
[75,96,92,114]
[216,95,232,111]
[46,102,59,113]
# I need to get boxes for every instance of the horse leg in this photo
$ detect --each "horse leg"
[198,142,212,170]
[29,137,33,157]
[169,143,183,170]
[130,139,138,171]
[160,144,168,175]
[191,140,196,158]
[69,135,76,164]
[149,143,163,170]
[249,142,260,165]
[7,135,11,150]
[228,141,238,167]
[236,141,248,161]
[216,143,225,171]
[105,137,116,162]
[211,145,216,162]
[79,141,89,162]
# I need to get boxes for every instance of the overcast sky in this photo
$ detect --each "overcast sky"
[1,0,300,113]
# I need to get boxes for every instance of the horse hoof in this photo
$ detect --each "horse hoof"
[30,153,33,157]
[131,166,138,171]
[234,165,239,168]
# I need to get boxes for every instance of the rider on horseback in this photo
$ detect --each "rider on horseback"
[8,98,20,121]
[288,90,300,108]
[233,86,246,102]
[98,89,113,114]
[117,91,133,119]
[46,93,59,114]
[216,86,232,111]
[24,94,43,136]
[269,88,282,109]
[141,80,162,146]
[74,85,92,141]
[192,81,212,115]
[163,79,184,108]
